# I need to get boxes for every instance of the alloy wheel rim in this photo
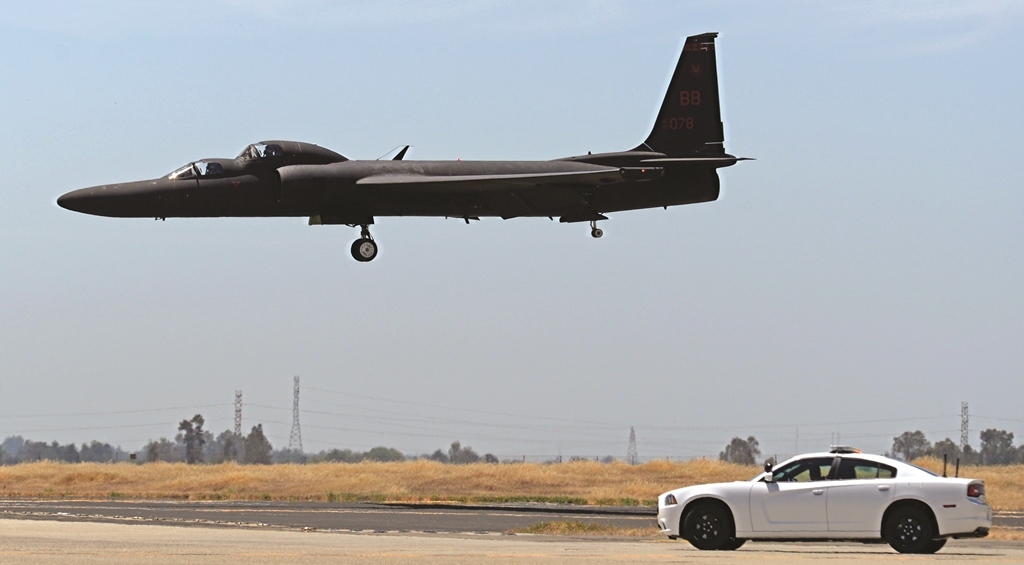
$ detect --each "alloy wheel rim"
[896,516,922,543]
[695,513,721,539]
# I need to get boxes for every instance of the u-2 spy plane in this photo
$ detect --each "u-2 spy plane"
[58,33,748,262]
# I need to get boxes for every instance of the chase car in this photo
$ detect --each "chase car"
[658,447,990,553]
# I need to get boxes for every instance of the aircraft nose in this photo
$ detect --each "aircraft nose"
[57,187,93,213]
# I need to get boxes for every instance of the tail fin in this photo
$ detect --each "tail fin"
[637,33,725,157]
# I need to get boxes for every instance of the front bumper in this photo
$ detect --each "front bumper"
[658,504,683,537]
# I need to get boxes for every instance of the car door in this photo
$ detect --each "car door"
[826,457,896,534]
[749,457,834,534]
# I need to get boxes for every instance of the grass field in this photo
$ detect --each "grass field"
[1,457,1022,511]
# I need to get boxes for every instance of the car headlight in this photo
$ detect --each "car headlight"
[663,494,677,506]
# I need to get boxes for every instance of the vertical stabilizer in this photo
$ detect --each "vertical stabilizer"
[637,33,725,157]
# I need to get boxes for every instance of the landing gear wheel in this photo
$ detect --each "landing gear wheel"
[591,228,603,238]
[351,238,378,262]
[682,502,737,550]
[885,505,936,553]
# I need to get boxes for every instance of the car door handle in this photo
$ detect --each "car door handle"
[812,489,824,495]
[878,485,890,491]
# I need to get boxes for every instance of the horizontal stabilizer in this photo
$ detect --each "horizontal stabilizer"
[640,157,754,166]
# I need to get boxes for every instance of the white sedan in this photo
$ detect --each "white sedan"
[657,448,991,553]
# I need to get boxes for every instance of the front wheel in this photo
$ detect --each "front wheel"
[682,502,737,550]
[884,505,936,554]
[351,238,378,262]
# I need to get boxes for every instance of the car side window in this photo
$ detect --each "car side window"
[836,458,897,480]
[772,457,834,482]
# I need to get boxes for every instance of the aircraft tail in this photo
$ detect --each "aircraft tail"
[636,33,726,157]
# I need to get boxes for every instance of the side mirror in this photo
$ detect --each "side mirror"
[763,462,774,482]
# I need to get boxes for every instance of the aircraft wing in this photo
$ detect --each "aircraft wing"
[354,169,626,190]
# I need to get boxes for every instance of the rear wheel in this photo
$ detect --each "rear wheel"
[682,502,737,550]
[721,538,746,550]
[884,505,936,554]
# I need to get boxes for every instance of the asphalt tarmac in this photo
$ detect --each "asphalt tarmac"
[2,519,1023,565]
[0,500,653,533]
[2,501,1023,564]
[1,500,1021,533]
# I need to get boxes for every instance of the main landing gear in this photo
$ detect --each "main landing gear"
[351,224,378,262]
[590,220,603,239]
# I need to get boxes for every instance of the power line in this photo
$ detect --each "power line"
[0,404,232,421]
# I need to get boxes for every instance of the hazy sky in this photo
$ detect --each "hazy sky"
[2,1,1022,461]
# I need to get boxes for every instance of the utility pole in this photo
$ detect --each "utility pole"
[960,402,969,453]
[289,376,303,453]
[234,390,242,436]
[626,427,638,465]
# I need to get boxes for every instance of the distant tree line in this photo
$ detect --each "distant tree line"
[890,429,1024,466]
[1,436,132,464]
[141,415,274,465]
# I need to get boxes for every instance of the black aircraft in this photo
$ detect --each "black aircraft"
[58,33,748,262]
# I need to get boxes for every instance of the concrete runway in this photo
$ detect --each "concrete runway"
[2,519,1023,564]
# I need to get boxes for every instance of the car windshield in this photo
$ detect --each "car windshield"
[237,143,285,161]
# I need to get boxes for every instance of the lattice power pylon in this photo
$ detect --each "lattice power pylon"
[289,376,303,452]
[626,427,638,465]
[234,390,242,436]
[960,402,969,453]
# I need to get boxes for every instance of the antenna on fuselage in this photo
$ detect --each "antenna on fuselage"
[376,145,412,160]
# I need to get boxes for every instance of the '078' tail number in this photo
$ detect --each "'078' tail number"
[662,117,694,130]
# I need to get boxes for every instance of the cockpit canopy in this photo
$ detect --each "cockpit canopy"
[167,140,347,180]
[237,143,284,161]
[236,140,347,165]
[167,160,227,180]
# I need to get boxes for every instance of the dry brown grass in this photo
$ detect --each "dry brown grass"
[2,458,1022,512]
[0,459,752,504]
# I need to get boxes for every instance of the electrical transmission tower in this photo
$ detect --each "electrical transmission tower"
[234,390,242,436]
[289,376,303,452]
[626,427,638,465]
[960,401,969,453]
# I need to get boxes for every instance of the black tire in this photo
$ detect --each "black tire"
[351,238,378,262]
[922,538,947,554]
[884,505,936,554]
[682,502,737,551]
[721,538,746,550]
